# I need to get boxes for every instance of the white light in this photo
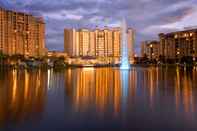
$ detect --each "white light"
[120,18,130,70]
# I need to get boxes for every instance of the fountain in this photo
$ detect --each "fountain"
[120,19,130,70]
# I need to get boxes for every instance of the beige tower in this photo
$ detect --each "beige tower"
[127,29,135,64]
[113,28,121,58]
[89,31,95,56]
[64,28,80,57]
[78,29,90,56]
[64,27,135,64]
[0,8,46,57]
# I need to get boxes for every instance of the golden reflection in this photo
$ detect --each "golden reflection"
[11,70,17,105]
[47,69,51,90]
[175,67,181,110]
[182,70,193,115]
[149,68,154,107]
[0,69,47,127]
[65,68,122,116]
[175,67,195,117]
[65,68,160,115]
[65,67,197,118]
[24,70,29,100]
[144,67,159,109]
[114,70,121,116]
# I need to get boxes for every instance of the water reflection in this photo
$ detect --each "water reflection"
[65,67,197,120]
[175,67,195,118]
[0,67,197,130]
[0,69,47,127]
[65,68,122,116]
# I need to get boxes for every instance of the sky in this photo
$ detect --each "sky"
[0,0,197,54]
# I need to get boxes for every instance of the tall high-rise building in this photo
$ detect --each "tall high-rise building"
[64,27,135,62]
[0,7,46,57]
[140,28,197,62]
[127,28,135,63]
[159,29,197,60]
[113,28,121,58]
[141,41,160,60]
[79,29,90,56]
[96,29,105,57]
[106,29,113,57]
[89,31,96,56]
[64,29,78,57]
[141,41,147,57]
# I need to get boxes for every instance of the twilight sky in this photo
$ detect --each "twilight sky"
[1,0,197,54]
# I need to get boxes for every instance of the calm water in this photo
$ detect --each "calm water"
[0,67,197,131]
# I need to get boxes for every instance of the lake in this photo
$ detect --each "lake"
[0,67,197,131]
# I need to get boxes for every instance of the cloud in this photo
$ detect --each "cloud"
[43,10,83,20]
[1,0,197,54]
[141,5,197,36]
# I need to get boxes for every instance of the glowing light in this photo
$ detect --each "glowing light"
[24,70,29,100]
[47,69,51,90]
[120,19,130,70]
[83,67,95,72]
[11,70,17,104]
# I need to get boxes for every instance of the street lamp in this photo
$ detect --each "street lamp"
[176,51,180,64]
[150,44,153,62]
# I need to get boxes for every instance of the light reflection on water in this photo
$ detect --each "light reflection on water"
[0,67,197,130]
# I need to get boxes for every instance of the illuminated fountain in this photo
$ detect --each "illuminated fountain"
[120,19,130,70]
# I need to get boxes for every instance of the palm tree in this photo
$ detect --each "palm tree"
[0,51,4,66]
[0,51,9,66]
[10,54,22,63]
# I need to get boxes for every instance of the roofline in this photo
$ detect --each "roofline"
[63,27,134,32]
[159,28,197,36]
[0,7,45,23]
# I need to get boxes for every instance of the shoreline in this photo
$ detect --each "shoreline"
[0,63,196,70]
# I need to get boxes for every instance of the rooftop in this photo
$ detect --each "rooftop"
[159,28,197,37]
[0,6,45,23]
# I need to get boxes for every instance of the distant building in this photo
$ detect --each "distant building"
[64,29,77,57]
[159,29,197,60]
[64,27,135,63]
[127,29,135,63]
[48,51,68,58]
[79,29,90,56]
[141,41,159,60]
[141,41,147,57]
[0,7,46,57]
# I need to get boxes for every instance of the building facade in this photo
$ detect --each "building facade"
[64,27,134,62]
[48,51,68,58]
[159,29,197,60]
[141,41,159,60]
[0,7,46,57]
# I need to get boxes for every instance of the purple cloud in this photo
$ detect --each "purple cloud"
[0,0,197,54]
